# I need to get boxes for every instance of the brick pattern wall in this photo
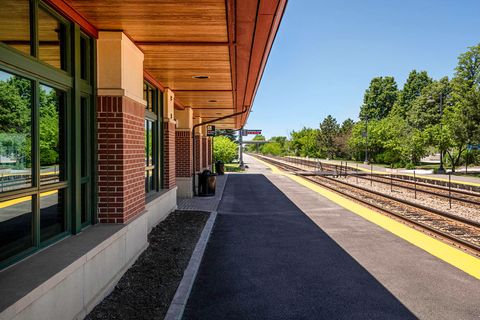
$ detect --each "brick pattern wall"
[97,96,145,223]
[207,138,212,166]
[202,137,207,170]
[175,130,192,177]
[163,120,176,189]
[195,135,202,172]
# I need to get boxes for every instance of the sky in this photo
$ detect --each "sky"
[245,0,480,140]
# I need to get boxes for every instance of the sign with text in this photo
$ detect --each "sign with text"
[207,125,215,136]
[244,129,262,135]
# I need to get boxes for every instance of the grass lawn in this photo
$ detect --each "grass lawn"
[224,163,242,172]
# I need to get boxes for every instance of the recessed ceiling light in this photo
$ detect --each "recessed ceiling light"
[208,99,218,103]
[192,75,209,79]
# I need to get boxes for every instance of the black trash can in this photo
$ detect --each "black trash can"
[198,170,217,196]
[215,161,225,175]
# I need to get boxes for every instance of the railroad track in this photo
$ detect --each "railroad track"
[275,156,480,208]
[254,154,480,255]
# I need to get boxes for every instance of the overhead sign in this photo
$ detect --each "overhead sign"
[244,129,262,135]
[207,125,215,137]
[467,144,480,151]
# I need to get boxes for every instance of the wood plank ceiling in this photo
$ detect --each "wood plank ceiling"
[67,0,287,129]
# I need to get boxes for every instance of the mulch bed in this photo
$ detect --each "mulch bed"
[86,210,210,320]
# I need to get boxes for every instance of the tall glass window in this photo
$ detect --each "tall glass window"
[0,0,31,56]
[0,71,32,192]
[0,1,95,267]
[143,81,162,196]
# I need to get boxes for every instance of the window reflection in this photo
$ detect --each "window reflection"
[0,0,31,55]
[0,70,32,192]
[39,85,65,185]
[40,189,65,242]
[0,196,33,261]
[38,7,66,70]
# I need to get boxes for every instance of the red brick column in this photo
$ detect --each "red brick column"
[97,96,145,223]
[195,135,202,172]
[202,137,207,170]
[163,120,176,189]
[207,138,212,167]
[175,130,192,177]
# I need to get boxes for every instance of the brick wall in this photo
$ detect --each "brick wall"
[175,130,192,177]
[195,135,202,172]
[163,120,176,189]
[207,138,212,166]
[97,96,145,223]
[202,137,207,170]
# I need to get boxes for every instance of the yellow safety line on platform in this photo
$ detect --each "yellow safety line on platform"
[0,190,58,208]
[255,156,480,280]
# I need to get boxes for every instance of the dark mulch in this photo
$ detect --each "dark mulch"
[86,210,210,320]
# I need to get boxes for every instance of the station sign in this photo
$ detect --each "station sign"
[241,129,262,136]
[207,125,215,136]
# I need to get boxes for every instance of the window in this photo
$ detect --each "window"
[0,0,69,71]
[0,0,31,56]
[143,81,162,196]
[0,1,95,268]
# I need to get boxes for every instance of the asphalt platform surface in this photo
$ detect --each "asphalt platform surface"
[183,173,420,319]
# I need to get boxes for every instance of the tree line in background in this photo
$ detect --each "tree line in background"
[250,44,480,172]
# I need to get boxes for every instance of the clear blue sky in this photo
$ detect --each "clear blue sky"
[245,0,480,140]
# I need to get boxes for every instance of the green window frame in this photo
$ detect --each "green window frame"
[0,0,96,268]
[143,81,163,199]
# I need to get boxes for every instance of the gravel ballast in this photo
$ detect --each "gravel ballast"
[86,210,210,320]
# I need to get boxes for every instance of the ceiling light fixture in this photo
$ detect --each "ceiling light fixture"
[192,75,209,79]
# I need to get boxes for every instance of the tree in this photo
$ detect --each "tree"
[407,77,452,130]
[335,118,355,158]
[245,134,266,152]
[213,136,238,163]
[359,76,398,120]
[392,70,432,118]
[290,127,320,157]
[318,115,339,159]
[261,142,283,156]
[215,129,237,142]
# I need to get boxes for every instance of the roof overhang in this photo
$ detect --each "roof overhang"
[46,0,287,129]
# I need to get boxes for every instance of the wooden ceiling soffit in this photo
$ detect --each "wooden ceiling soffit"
[234,0,287,128]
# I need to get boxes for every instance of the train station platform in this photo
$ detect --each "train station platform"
[183,154,480,319]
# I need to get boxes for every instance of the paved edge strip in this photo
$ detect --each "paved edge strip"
[255,156,480,280]
[164,211,218,320]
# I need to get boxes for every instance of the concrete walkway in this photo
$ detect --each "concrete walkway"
[183,154,480,320]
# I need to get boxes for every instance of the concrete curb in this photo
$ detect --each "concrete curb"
[164,211,218,320]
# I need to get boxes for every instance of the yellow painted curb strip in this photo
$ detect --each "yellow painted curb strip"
[255,156,480,280]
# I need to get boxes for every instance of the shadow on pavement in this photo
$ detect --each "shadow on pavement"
[183,174,416,320]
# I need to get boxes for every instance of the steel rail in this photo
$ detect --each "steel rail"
[254,154,480,253]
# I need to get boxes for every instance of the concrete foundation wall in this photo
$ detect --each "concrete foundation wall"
[0,188,177,320]
[176,177,193,198]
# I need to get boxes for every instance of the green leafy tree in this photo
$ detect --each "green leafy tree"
[213,136,238,163]
[392,70,432,118]
[318,115,339,159]
[335,118,354,158]
[245,134,266,152]
[407,77,452,130]
[360,76,398,120]
[215,129,237,142]
[261,142,283,156]
[290,127,320,157]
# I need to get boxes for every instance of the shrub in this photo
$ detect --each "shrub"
[213,136,237,163]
